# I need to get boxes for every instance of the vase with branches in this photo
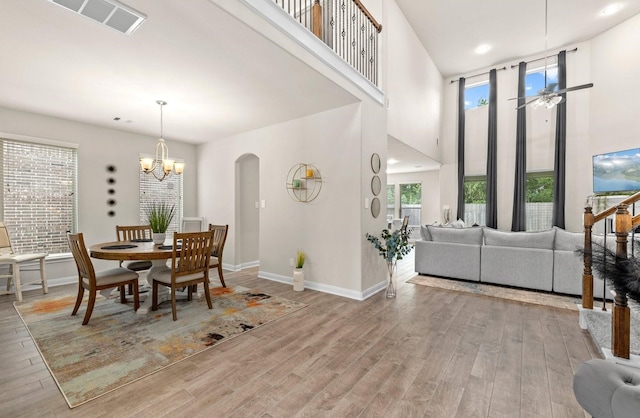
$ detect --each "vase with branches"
[366,228,412,298]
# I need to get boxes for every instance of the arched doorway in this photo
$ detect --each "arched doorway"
[234,154,259,269]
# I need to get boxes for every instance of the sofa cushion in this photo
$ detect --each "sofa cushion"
[480,246,554,291]
[483,227,555,250]
[427,226,483,245]
[554,227,583,251]
[414,240,481,281]
[420,225,432,241]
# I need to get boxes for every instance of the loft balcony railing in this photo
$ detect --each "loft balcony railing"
[273,0,382,86]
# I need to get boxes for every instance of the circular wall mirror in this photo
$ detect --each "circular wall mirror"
[371,153,381,174]
[371,197,380,218]
[371,175,381,196]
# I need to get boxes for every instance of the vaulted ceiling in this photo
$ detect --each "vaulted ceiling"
[0,0,637,150]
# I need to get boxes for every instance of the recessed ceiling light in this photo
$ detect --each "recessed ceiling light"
[601,3,622,16]
[474,44,491,54]
[388,158,398,165]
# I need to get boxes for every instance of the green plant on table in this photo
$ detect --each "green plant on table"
[144,202,175,233]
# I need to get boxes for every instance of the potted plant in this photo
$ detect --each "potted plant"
[366,228,412,298]
[144,202,175,244]
[293,250,305,291]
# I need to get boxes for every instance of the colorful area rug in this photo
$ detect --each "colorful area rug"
[408,275,581,311]
[14,286,306,408]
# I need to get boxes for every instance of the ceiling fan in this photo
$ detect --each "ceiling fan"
[509,0,593,109]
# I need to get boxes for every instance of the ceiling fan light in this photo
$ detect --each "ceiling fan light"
[551,96,563,105]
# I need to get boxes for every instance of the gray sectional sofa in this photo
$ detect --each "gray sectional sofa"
[415,225,609,297]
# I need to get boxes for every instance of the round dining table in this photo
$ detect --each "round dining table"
[89,240,188,314]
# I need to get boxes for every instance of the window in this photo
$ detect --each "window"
[1,138,77,255]
[464,82,489,110]
[462,173,554,229]
[139,161,183,240]
[400,183,421,226]
[526,64,558,97]
[526,172,554,231]
[386,184,395,221]
[464,176,486,226]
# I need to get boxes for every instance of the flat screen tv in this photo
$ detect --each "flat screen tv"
[593,147,640,193]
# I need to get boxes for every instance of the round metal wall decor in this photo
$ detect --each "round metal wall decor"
[371,175,381,196]
[370,153,381,174]
[286,163,323,203]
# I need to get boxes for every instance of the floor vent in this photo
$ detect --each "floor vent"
[48,0,146,35]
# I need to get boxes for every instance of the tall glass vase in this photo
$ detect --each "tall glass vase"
[386,259,397,298]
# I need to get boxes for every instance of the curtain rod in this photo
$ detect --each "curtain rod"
[450,67,506,84]
[509,47,578,68]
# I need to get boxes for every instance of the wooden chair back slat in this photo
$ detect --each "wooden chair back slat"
[116,225,152,241]
[67,233,96,283]
[171,231,215,281]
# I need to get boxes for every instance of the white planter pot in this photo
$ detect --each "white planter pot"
[293,269,305,291]
[153,232,166,245]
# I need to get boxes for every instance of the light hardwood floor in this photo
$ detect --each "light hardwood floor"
[1,251,599,417]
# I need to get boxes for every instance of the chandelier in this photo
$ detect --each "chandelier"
[139,100,184,181]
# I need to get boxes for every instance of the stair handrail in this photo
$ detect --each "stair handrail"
[352,0,382,32]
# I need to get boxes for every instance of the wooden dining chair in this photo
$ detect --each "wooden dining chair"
[68,233,140,325]
[151,230,215,321]
[116,225,153,294]
[208,224,229,287]
[0,221,48,302]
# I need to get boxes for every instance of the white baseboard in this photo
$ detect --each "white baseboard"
[257,271,385,301]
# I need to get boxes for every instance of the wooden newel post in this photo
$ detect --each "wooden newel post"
[612,204,631,359]
[582,206,594,309]
[312,0,322,39]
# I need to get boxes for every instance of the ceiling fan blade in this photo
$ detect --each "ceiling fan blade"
[540,82,558,95]
[516,97,541,110]
[555,83,594,95]
[508,94,540,101]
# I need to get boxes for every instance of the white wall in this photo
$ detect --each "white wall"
[0,106,198,278]
[384,0,443,162]
[198,102,387,298]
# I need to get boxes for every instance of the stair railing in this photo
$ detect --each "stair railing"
[272,0,382,85]
[583,190,640,358]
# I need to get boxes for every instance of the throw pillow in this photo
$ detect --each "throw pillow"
[427,225,483,245]
[554,227,583,251]
[420,225,432,241]
[483,227,555,250]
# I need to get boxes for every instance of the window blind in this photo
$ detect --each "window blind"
[1,139,77,254]
[138,160,183,240]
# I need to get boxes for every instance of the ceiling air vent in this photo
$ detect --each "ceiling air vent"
[48,0,146,35]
